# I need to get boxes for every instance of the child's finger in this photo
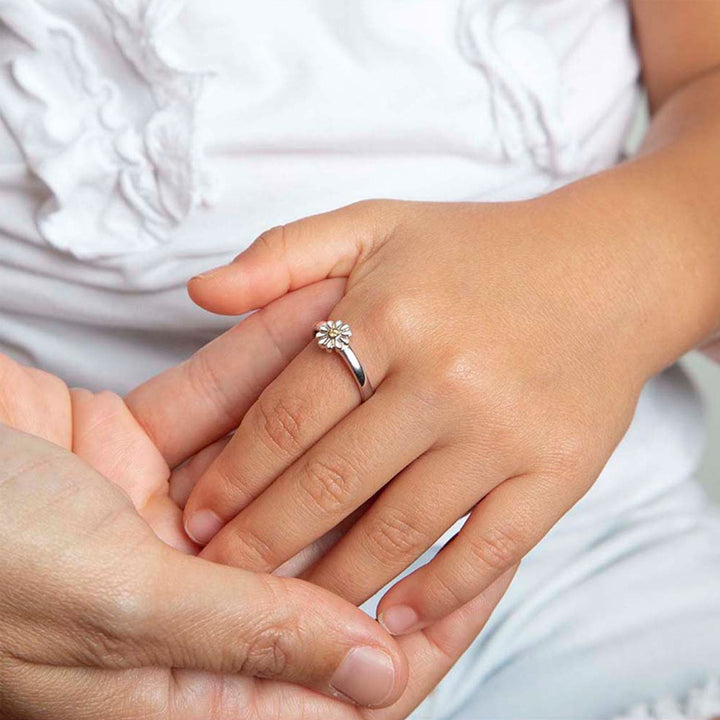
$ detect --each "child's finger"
[169,437,231,508]
[126,279,344,468]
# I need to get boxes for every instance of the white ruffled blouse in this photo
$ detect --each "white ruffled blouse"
[0,0,641,259]
[0,0,643,394]
[0,0,213,258]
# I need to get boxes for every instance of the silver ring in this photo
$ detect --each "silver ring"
[314,320,374,402]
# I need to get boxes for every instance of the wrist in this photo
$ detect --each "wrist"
[534,159,720,383]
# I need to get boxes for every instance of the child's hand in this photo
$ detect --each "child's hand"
[182,197,665,635]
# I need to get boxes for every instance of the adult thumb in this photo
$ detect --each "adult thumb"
[188,200,400,315]
[125,545,408,708]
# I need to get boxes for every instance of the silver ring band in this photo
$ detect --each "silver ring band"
[314,320,374,402]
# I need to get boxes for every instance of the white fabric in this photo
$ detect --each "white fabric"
[0,0,641,390]
[615,677,720,720]
[0,2,718,718]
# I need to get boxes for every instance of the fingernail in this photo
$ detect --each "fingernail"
[378,605,420,636]
[191,248,251,281]
[190,265,226,282]
[185,509,224,545]
[330,646,396,707]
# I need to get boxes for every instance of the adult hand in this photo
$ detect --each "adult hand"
[0,350,196,554]
[0,423,413,717]
[183,197,649,635]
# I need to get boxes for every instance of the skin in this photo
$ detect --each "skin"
[0,282,512,720]
[181,1,720,637]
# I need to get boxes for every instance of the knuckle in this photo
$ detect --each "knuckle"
[542,426,594,479]
[91,389,125,411]
[366,509,425,562]
[210,457,253,507]
[466,524,522,573]
[398,351,484,417]
[252,394,305,457]
[349,198,379,213]
[298,453,357,516]
[255,224,290,257]
[434,350,483,398]
[81,390,129,432]
[351,198,402,230]
[368,293,424,340]
[347,199,401,260]
[240,624,292,679]
[224,527,277,571]
[80,627,137,668]
[31,367,71,401]
[428,567,468,608]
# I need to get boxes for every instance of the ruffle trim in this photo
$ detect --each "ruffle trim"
[615,677,720,720]
[0,0,213,259]
[456,0,582,176]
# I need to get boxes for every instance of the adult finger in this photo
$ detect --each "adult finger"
[0,355,72,449]
[71,388,169,510]
[126,279,344,467]
[70,387,196,554]
[377,473,585,634]
[187,200,403,315]
[122,543,408,707]
[2,665,363,720]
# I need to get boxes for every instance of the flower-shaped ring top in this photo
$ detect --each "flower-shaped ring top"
[313,320,373,401]
[315,320,352,351]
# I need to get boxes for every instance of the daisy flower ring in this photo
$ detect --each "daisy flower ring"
[314,320,374,402]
